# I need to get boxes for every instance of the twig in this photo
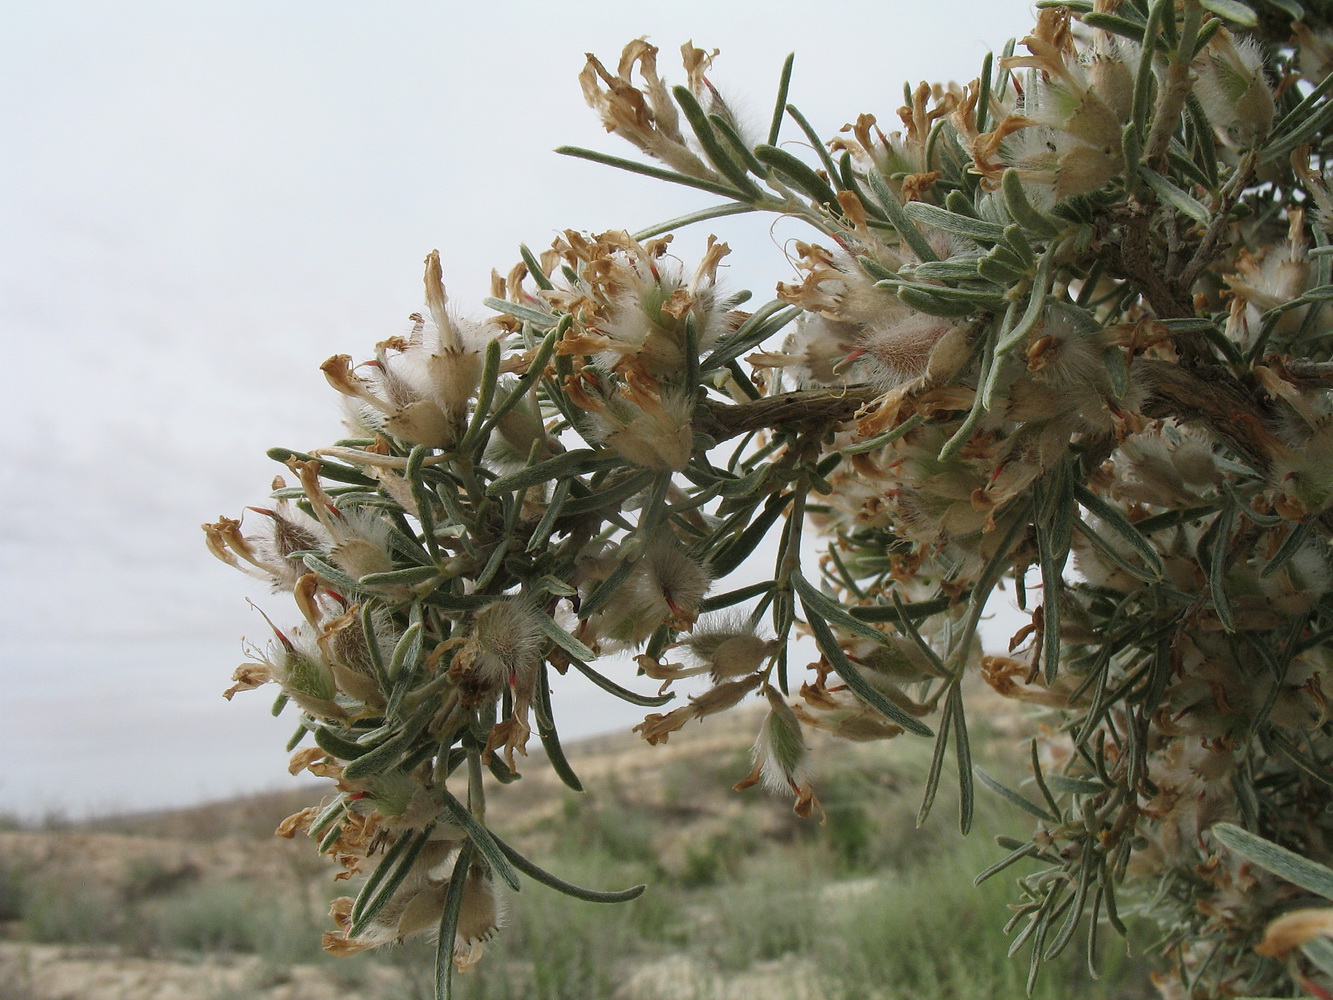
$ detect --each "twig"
[695,384,884,443]
[1134,358,1276,473]
[1178,151,1257,292]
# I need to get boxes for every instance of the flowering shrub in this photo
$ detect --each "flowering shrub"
[206,2,1333,996]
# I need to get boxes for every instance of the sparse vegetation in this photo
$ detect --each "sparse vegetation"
[0,720,1157,999]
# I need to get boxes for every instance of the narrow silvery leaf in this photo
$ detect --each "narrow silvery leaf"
[1139,168,1210,223]
[791,572,890,645]
[864,165,939,263]
[434,841,474,1000]
[1082,11,1147,41]
[349,825,435,932]
[480,296,554,328]
[905,201,1007,242]
[491,829,647,902]
[800,595,934,738]
[1208,502,1238,633]
[1074,484,1165,578]
[1213,823,1333,900]
[753,143,839,208]
[440,793,521,893]
[534,664,582,792]
[556,145,749,199]
[1002,168,1059,236]
[486,449,603,496]
[567,656,675,707]
[1197,0,1258,24]
[672,85,762,197]
[975,767,1057,822]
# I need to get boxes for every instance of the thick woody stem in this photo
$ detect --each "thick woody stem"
[699,361,1280,479]
[694,385,883,444]
[1112,208,1196,320]
[1134,358,1276,472]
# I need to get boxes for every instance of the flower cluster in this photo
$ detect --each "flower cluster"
[209,8,1333,998]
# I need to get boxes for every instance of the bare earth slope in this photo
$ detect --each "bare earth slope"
[0,710,838,1000]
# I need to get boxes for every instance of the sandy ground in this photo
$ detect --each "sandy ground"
[0,941,411,1000]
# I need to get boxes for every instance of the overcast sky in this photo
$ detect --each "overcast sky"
[2,1,1036,819]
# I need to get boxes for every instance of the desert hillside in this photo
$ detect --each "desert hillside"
[0,706,1155,1000]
